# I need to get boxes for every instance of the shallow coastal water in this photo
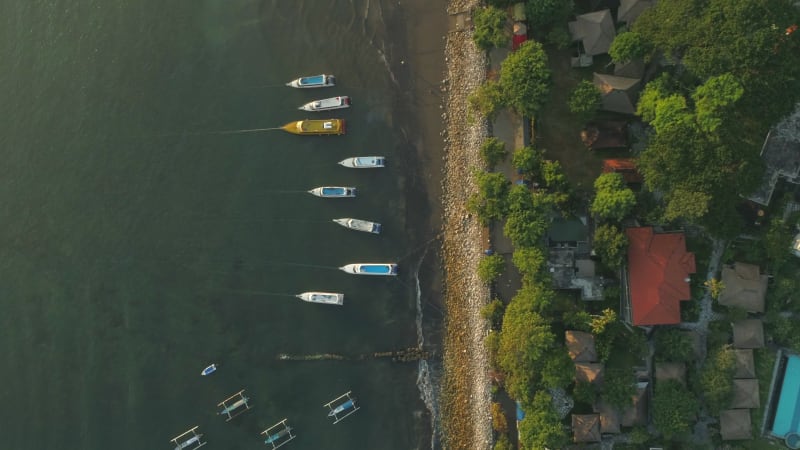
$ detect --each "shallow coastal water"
[0,1,442,448]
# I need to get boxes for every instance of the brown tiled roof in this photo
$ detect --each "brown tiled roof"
[655,362,686,384]
[730,379,760,409]
[719,263,768,313]
[734,349,756,379]
[732,319,765,349]
[566,330,598,362]
[572,414,602,443]
[575,362,605,385]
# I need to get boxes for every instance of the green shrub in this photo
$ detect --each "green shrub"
[478,253,505,283]
[479,137,508,170]
[473,6,510,51]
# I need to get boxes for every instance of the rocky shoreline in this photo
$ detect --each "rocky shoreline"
[439,0,493,448]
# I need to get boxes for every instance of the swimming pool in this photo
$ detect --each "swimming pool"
[772,355,800,438]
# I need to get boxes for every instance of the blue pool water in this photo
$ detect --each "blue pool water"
[363,264,391,274]
[773,355,800,437]
[302,75,326,85]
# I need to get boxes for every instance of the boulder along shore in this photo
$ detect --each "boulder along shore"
[439,0,493,448]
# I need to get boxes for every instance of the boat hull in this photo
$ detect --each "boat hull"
[286,74,335,88]
[308,187,356,198]
[282,119,345,135]
[339,263,398,276]
[295,292,344,306]
[299,96,351,112]
[201,364,217,376]
[333,218,381,234]
[338,156,385,168]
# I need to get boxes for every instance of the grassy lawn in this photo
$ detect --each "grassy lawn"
[536,47,603,192]
[748,349,778,441]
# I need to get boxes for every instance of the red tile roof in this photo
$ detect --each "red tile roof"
[626,227,696,326]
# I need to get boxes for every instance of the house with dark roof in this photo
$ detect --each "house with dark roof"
[734,349,756,379]
[580,120,629,151]
[575,362,605,385]
[592,401,621,434]
[719,262,768,313]
[568,10,616,56]
[621,227,696,326]
[655,362,686,385]
[747,104,800,206]
[546,216,605,300]
[617,0,656,25]
[732,319,765,349]
[621,382,649,427]
[593,73,641,115]
[720,409,752,440]
[731,379,761,409]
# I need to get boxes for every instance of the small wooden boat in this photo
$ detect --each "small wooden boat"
[338,156,385,168]
[201,363,217,376]
[339,263,398,276]
[296,291,344,306]
[333,218,381,234]
[308,186,356,198]
[286,74,335,88]
[281,119,345,135]
[217,390,252,422]
[171,426,207,450]
[299,96,351,112]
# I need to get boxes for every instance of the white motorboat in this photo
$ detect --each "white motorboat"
[333,218,381,234]
[339,263,398,276]
[295,291,344,306]
[308,186,356,198]
[285,74,335,88]
[299,96,351,112]
[338,156,385,168]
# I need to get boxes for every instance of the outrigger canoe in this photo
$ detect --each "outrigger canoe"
[281,119,345,136]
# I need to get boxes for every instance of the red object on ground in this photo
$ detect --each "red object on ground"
[625,227,696,326]
[602,158,643,183]
[512,33,527,51]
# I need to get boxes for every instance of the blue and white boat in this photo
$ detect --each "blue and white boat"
[201,363,217,376]
[286,74,335,88]
[308,186,356,198]
[261,419,295,449]
[333,218,381,234]
[338,156,385,168]
[339,263,398,276]
[324,391,360,424]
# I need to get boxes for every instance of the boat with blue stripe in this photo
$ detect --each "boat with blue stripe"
[308,186,356,198]
[286,74,335,88]
[339,263,398,276]
[261,418,295,449]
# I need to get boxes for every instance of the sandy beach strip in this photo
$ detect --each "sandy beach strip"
[439,0,493,448]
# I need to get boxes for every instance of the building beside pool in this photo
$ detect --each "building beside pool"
[763,350,800,448]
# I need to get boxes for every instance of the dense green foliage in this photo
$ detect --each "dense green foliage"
[473,6,510,51]
[517,391,569,449]
[652,380,698,439]
[511,246,546,284]
[591,173,636,221]
[497,303,554,399]
[498,40,551,117]
[654,329,694,362]
[491,401,509,433]
[468,80,504,120]
[524,0,574,29]
[699,345,736,414]
[609,31,648,63]
[478,253,506,283]
[568,80,602,121]
[631,0,800,234]
[511,146,543,180]
[493,433,513,450]
[592,224,628,269]
[603,368,635,409]
[479,137,508,170]
[467,171,510,225]
[634,0,800,130]
[480,298,506,330]
[573,380,597,405]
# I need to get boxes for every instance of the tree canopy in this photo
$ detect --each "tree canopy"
[591,173,636,221]
[568,80,602,121]
[609,31,648,63]
[473,6,509,51]
[652,380,698,440]
[592,224,628,269]
[467,171,510,225]
[517,391,569,450]
[479,137,508,170]
[498,40,551,117]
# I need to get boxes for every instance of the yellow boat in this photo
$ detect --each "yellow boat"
[281,119,346,136]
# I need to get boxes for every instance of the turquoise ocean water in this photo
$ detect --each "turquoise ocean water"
[0,1,440,448]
